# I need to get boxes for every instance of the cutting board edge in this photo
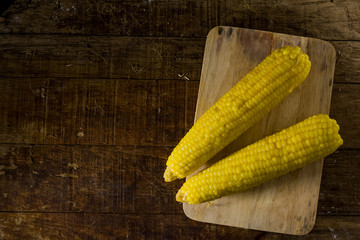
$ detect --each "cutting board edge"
[183,204,317,235]
[209,26,337,55]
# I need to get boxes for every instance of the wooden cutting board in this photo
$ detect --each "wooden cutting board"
[183,27,336,235]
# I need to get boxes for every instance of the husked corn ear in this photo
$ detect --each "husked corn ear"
[176,114,343,204]
[164,46,311,182]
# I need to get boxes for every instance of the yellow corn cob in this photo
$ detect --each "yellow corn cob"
[176,114,343,204]
[164,46,311,182]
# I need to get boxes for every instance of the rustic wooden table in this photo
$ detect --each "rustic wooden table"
[0,1,359,239]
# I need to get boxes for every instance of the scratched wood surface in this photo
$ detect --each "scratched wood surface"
[0,0,359,239]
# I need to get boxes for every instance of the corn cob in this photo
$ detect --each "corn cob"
[164,46,311,182]
[176,114,343,204]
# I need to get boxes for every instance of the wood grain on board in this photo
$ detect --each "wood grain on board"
[184,27,337,235]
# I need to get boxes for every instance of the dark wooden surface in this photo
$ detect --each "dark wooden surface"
[0,0,359,239]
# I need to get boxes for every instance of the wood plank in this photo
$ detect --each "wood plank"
[0,144,182,213]
[0,78,357,148]
[0,35,359,83]
[225,0,360,41]
[0,78,47,143]
[0,0,359,40]
[44,78,117,145]
[0,35,204,81]
[0,213,358,240]
[0,78,198,146]
[319,150,360,216]
[0,145,358,215]
[332,41,360,84]
[330,83,360,149]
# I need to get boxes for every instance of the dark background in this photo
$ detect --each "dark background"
[0,0,359,239]
[0,1,14,15]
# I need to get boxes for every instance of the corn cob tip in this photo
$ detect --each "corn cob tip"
[175,188,186,203]
[338,137,344,146]
[164,167,178,182]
